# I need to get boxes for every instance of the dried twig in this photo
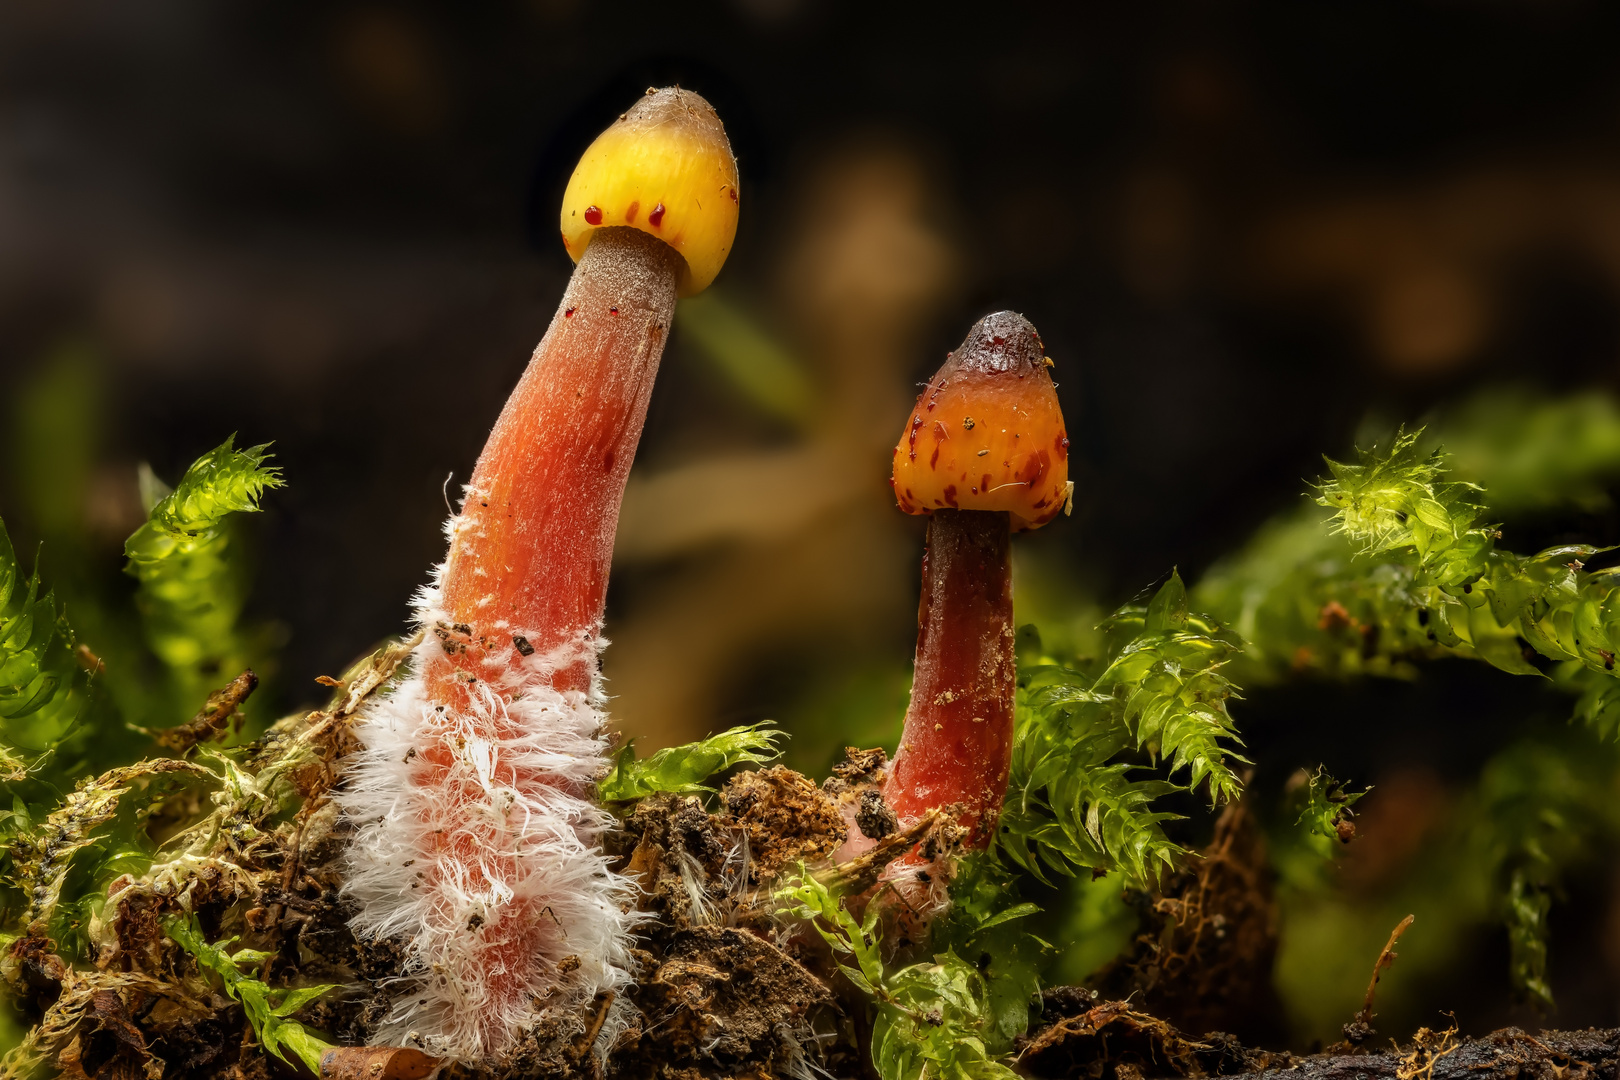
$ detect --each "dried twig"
[139,669,258,754]
[819,808,945,897]
[1345,914,1416,1044]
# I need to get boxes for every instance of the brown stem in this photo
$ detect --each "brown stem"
[1352,913,1416,1036]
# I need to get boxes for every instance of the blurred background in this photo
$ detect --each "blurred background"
[8,0,1620,1052]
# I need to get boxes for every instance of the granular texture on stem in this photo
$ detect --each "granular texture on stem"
[437,227,684,692]
[884,508,1016,858]
[340,227,685,1063]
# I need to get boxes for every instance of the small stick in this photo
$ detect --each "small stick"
[1349,913,1415,1039]
[138,669,258,755]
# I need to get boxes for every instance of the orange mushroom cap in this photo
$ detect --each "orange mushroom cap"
[891,311,1071,532]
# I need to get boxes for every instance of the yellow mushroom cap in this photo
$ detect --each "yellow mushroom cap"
[559,87,739,297]
[891,312,1071,532]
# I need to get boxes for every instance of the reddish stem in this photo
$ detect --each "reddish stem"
[883,507,1016,850]
[429,227,682,702]
[405,228,681,1033]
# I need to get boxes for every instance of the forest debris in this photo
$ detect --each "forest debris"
[295,630,424,755]
[1214,1025,1616,1080]
[608,925,836,1080]
[140,670,258,754]
[720,765,846,879]
[1020,999,1616,1080]
[822,746,888,793]
[327,631,424,722]
[1017,996,1282,1079]
[1092,801,1282,1042]
[0,967,205,1080]
[818,807,946,897]
[19,635,430,1079]
[1343,914,1416,1045]
[619,794,729,933]
[319,1046,441,1079]
[21,758,216,926]
[1395,1022,1461,1080]
[855,788,898,839]
[246,629,423,802]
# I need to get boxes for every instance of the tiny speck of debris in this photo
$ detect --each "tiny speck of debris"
[513,635,534,656]
[856,788,899,840]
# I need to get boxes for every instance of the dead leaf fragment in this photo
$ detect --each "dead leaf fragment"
[319,1046,440,1080]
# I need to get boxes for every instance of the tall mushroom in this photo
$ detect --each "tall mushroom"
[339,87,738,1062]
[880,311,1070,892]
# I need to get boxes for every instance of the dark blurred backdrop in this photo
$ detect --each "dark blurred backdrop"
[9,0,1620,754]
[9,0,1620,1046]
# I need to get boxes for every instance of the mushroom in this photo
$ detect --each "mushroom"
[882,311,1070,887]
[339,87,738,1063]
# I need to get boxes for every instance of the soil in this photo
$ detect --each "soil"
[11,674,1616,1080]
[1017,997,1620,1080]
[594,790,846,1080]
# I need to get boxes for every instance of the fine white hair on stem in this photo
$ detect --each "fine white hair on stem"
[338,519,642,1063]
[675,847,718,927]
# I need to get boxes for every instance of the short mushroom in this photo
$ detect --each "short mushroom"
[340,87,738,1062]
[883,311,1070,875]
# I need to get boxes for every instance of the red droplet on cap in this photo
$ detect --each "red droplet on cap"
[584,206,603,226]
[648,203,666,228]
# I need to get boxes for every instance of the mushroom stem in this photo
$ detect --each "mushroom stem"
[349,227,683,1061]
[884,507,1016,851]
[431,226,682,702]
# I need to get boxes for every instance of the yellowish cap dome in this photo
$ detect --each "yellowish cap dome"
[559,87,739,297]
